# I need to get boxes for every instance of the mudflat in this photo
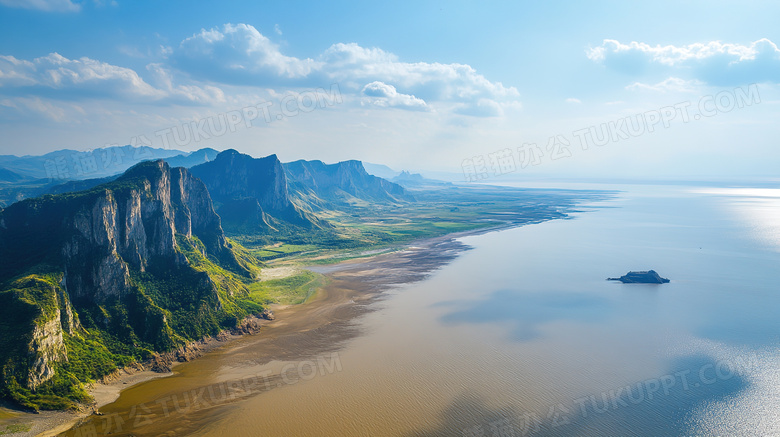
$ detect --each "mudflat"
[54,235,469,436]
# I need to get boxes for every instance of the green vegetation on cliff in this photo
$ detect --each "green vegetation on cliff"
[0,161,274,411]
[0,153,608,414]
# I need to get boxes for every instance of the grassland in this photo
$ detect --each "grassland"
[234,184,606,266]
[246,270,327,305]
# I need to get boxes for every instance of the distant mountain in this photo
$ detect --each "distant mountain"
[44,149,218,197]
[164,148,220,168]
[190,149,324,233]
[0,145,183,180]
[391,170,453,188]
[284,159,413,205]
[0,160,261,410]
[362,162,401,180]
[0,167,27,183]
[0,146,220,207]
[46,176,118,195]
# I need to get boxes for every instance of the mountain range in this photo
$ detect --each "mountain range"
[0,147,413,410]
[190,150,325,233]
[285,159,412,205]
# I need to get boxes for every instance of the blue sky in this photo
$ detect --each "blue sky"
[1,0,778,179]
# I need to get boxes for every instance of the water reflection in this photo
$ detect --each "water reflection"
[410,354,750,437]
[437,290,612,341]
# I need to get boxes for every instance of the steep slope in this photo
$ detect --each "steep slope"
[284,159,413,205]
[0,167,27,183]
[190,149,324,233]
[362,162,400,180]
[0,160,262,410]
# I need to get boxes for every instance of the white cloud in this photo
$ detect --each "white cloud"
[274,24,282,36]
[361,81,428,111]
[625,77,703,93]
[0,53,223,105]
[0,53,162,98]
[172,23,320,83]
[0,0,80,12]
[0,23,520,120]
[168,24,520,116]
[320,42,399,66]
[146,63,225,104]
[565,97,582,104]
[588,38,780,85]
[320,42,519,106]
[587,39,772,66]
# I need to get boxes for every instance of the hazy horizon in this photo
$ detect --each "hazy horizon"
[1,1,779,181]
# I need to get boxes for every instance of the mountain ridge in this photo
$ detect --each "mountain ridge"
[190,149,326,233]
[284,158,413,205]
[0,160,262,411]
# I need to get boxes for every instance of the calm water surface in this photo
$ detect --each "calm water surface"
[74,183,780,436]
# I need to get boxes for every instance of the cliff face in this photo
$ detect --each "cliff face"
[284,159,413,204]
[4,161,236,304]
[0,274,79,393]
[190,150,323,232]
[0,161,257,407]
[28,310,67,390]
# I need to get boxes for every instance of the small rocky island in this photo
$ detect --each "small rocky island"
[608,270,670,284]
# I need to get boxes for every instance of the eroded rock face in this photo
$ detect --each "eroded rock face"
[190,150,322,230]
[57,280,82,335]
[170,166,228,252]
[52,161,231,304]
[174,342,203,362]
[0,160,245,391]
[232,316,262,335]
[27,309,67,390]
[191,150,290,211]
[284,158,412,203]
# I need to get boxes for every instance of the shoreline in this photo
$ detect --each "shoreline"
[8,321,270,437]
[3,211,571,436]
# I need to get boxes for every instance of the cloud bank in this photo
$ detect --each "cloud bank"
[0,53,223,104]
[0,23,520,118]
[588,38,780,85]
[169,24,519,115]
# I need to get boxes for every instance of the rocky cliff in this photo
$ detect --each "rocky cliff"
[0,160,260,410]
[190,149,324,232]
[284,159,413,205]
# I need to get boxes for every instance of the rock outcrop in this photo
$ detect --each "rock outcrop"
[27,312,67,390]
[190,149,324,232]
[608,270,670,284]
[0,274,83,391]
[284,159,413,204]
[0,160,257,401]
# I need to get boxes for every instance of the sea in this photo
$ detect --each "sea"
[66,182,780,436]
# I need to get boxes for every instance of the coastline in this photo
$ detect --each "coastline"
[8,321,268,437]
[3,210,572,437]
